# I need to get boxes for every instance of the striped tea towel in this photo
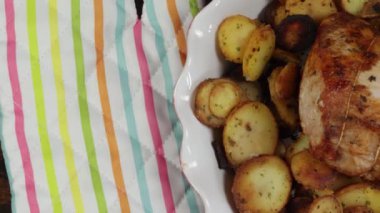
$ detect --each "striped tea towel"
[0,0,206,212]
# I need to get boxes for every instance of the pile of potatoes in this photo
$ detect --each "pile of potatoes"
[192,0,380,212]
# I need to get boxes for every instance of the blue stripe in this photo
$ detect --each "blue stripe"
[145,1,200,212]
[115,1,153,212]
[0,105,16,212]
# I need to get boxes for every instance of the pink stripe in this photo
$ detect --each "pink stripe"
[133,20,176,213]
[4,0,40,212]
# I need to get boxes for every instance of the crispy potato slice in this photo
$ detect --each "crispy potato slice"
[309,196,343,213]
[217,15,260,63]
[243,25,276,81]
[336,183,380,212]
[285,134,310,162]
[223,101,278,166]
[232,155,292,213]
[285,0,337,22]
[209,80,243,119]
[340,0,368,15]
[193,79,225,127]
[291,150,342,190]
[343,205,374,213]
[268,63,300,129]
[237,81,262,102]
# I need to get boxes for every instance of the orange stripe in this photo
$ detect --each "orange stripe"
[167,0,187,65]
[93,0,130,212]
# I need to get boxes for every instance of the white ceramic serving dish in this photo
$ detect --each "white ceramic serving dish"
[173,0,267,212]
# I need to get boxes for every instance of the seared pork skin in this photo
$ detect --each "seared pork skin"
[300,13,380,179]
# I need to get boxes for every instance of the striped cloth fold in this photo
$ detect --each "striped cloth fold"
[0,0,205,212]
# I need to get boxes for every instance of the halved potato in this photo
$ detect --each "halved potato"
[237,81,262,102]
[232,155,292,213]
[285,134,310,162]
[193,79,226,127]
[340,0,368,15]
[291,150,342,190]
[336,183,380,212]
[243,25,276,81]
[285,0,337,22]
[209,80,243,119]
[217,15,260,63]
[308,195,343,213]
[223,101,278,166]
[343,205,374,213]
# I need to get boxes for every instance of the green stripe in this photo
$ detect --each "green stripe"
[71,0,108,212]
[26,0,63,212]
[189,0,200,17]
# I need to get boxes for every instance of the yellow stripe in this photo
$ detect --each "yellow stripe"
[27,0,62,211]
[48,0,85,212]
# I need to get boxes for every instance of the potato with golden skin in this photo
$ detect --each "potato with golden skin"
[232,156,292,213]
[223,101,278,167]
[217,15,260,63]
[291,150,345,190]
[243,25,276,81]
[336,183,380,212]
[209,80,244,119]
[285,0,337,22]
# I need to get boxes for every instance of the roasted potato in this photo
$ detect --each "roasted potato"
[209,80,244,119]
[217,15,260,63]
[285,134,309,162]
[336,183,380,212]
[232,155,292,213]
[223,101,278,166]
[285,0,338,22]
[243,25,276,81]
[308,195,343,213]
[193,79,225,127]
[272,48,301,64]
[276,15,317,52]
[340,0,368,15]
[237,81,262,101]
[360,0,380,18]
[343,205,374,213]
[268,63,300,129]
[291,150,343,190]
